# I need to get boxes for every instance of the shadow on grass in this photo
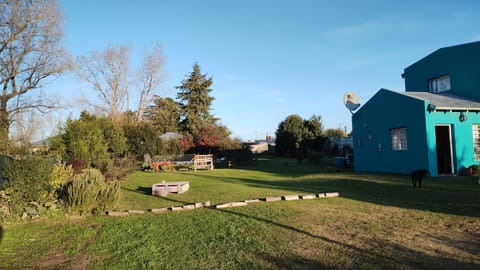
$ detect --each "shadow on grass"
[123,158,480,217]
[204,172,480,217]
[214,207,480,269]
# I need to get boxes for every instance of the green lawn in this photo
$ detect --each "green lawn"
[1,158,479,269]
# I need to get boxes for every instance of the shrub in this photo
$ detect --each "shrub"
[104,156,138,181]
[1,155,55,218]
[62,117,109,170]
[222,149,254,165]
[66,158,87,174]
[66,168,119,215]
[50,160,74,196]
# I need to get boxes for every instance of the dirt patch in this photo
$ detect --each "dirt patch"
[36,245,69,269]
[36,222,101,269]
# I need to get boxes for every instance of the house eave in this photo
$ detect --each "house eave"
[430,106,480,112]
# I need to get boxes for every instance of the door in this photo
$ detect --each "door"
[435,125,454,174]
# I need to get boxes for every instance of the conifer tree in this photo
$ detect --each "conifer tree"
[176,63,216,140]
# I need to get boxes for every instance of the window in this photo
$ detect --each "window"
[472,125,480,160]
[391,128,408,151]
[428,75,451,93]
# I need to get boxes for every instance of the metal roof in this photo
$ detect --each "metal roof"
[404,91,480,111]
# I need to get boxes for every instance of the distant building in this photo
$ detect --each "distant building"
[243,134,276,154]
[352,41,480,176]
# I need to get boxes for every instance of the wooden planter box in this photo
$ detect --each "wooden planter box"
[152,181,189,196]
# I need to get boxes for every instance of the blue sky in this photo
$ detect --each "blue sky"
[53,0,480,141]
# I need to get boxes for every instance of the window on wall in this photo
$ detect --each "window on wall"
[472,124,480,160]
[391,128,408,151]
[428,75,451,93]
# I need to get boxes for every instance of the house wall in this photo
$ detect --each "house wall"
[352,89,429,175]
[425,111,480,175]
[404,41,480,101]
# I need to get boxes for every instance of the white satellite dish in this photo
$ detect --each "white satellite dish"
[343,92,360,114]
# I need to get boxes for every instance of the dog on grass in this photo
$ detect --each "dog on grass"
[411,169,430,188]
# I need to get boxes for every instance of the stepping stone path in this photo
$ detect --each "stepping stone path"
[107,192,340,217]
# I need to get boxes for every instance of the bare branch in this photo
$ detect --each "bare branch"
[75,44,131,121]
[135,42,167,121]
[0,0,68,149]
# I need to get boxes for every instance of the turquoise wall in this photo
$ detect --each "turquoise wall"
[404,41,480,101]
[425,111,480,175]
[352,89,429,175]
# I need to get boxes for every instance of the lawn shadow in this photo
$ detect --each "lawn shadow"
[121,186,151,195]
[214,207,480,269]
[205,172,480,217]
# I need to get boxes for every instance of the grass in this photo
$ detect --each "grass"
[0,157,479,269]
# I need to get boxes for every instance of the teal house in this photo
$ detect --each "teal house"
[352,41,480,176]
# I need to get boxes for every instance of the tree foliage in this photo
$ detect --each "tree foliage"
[325,128,347,139]
[122,122,162,158]
[59,112,127,170]
[145,97,180,134]
[196,123,231,152]
[62,117,109,170]
[176,63,216,140]
[0,0,68,153]
[275,114,326,160]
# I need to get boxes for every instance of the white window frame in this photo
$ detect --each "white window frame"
[391,127,408,151]
[428,75,451,93]
[472,124,480,160]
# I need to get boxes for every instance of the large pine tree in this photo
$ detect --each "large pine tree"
[176,63,217,140]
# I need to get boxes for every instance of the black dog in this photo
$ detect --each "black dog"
[411,169,430,188]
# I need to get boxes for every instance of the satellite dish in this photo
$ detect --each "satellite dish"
[344,92,360,114]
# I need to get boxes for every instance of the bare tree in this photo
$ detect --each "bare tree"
[75,44,131,121]
[76,42,167,122]
[10,110,40,147]
[0,0,68,153]
[135,42,166,121]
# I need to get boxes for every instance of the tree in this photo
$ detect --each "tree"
[275,115,304,158]
[302,115,325,152]
[0,0,68,153]
[78,112,127,158]
[196,123,231,153]
[135,42,167,121]
[176,63,216,141]
[144,97,180,134]
[75,42,167,123]
[61,117,109,170]
[325,128,347,139]
[122,122,162,158]
[275,114,326,160]
[75,44,130,121]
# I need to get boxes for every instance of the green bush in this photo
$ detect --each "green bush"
[0,155,13,188]
[66,168,119,215]
[1,155,55,218]
[222,149,254,165]
[50,160,74,196]
[104,156,138,181]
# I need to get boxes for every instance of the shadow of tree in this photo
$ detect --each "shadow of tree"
[202,172,480,217]
[213,207,480,269]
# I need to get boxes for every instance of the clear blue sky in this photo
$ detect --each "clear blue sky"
[54,0,480,141]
